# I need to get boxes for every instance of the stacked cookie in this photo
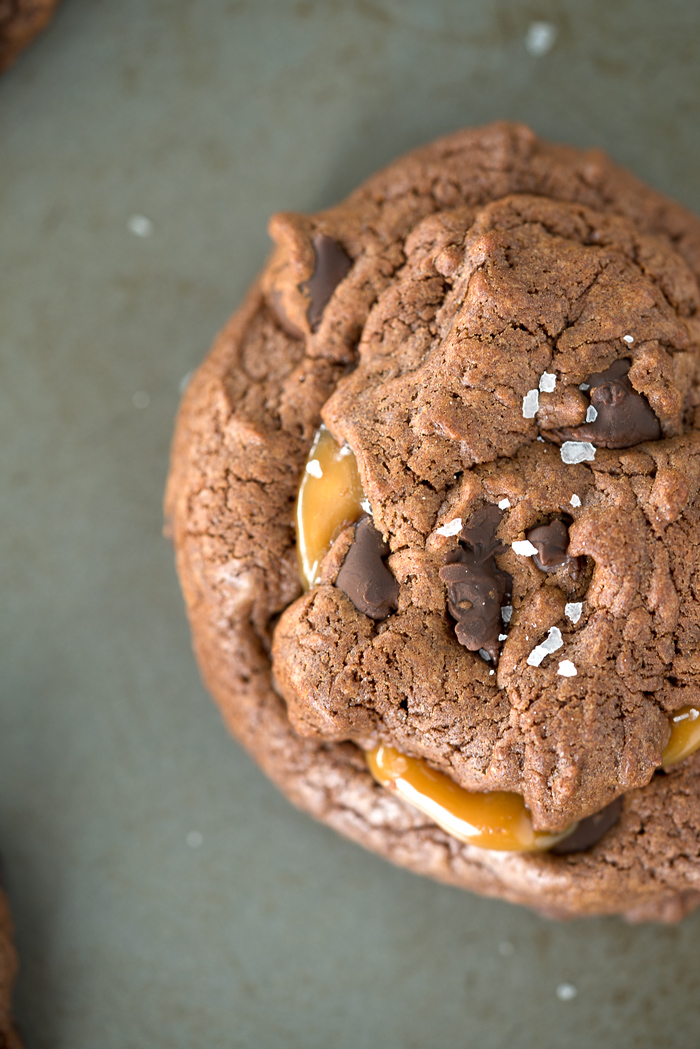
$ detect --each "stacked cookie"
[167,122,700,920]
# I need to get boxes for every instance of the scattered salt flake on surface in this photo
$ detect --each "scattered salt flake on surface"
[478,648,493,662]
[132,390,150,409]
[561,441,596,464]
[674,708,700,722]
[539,371,557,392]
[501,605,513,623]
[570,494,581,507]
[436,517,462,537]
[128,213,154,237]
[498,941,515,957]
[522,389,539,418]
[556,983,578,1002]
[565,602,582,624]
[186,831,203,848]
[513,539,539,556]
[360,497,372,514]
[498,634,508,641]
[579,382,590,391]
[537,435,545,442]
[339,443,355,458]
[489,669,495,676]
[525,20,557,55]
[527,627,563,667]
[586,405,598,422]
[558,660,577,677]
[623,334,635,344]
[305,460,323,478]
[498,498,511,509]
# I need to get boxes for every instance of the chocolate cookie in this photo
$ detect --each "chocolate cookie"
[0,885,21,1049]
[0,0,59,74]
[166,122,700,919]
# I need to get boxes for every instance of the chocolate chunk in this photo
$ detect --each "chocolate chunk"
[526,518,583,580]
[299,233,352,331]
[335,516,399,620]
[439,505,512,664]
[550,795,623,854]
[556,360,661,449]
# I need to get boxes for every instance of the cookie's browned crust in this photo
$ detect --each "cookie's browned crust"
[0,889,21,1049]
[166,122,700,919]
[0,0,59,74]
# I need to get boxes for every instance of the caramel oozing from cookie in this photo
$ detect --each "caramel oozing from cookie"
[366,745,574,852]
[297,425,365,589]
[662,706,700,768]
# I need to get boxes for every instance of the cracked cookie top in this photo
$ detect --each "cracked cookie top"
[167,122,700,836]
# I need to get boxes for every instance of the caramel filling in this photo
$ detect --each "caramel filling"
[366,744,574,852]
[662,706,700,768]
[297,425,365,589]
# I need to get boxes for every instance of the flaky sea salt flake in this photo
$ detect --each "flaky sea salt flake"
[527,627,563,667]
[558,660,577,677]
[306,460,323,478]
[561,441,596,464]
[436,517,462,537]
[501,605,513,623]
[498,498,511,509]
[570,494,581,507]
[539,371,557,393]
[565,602,582,624]
[513,540,539,556]
[586,405,598,422]
[623,335,635,344]
[522,389,539,418]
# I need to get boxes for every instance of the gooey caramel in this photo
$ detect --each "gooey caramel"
[662,705,700,768]
[367,744,574,851]
[296,425,365,590]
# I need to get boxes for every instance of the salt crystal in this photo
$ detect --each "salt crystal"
[558,660,577,677]
[579,382,590,392]
[522,389,539,418]
[501,605,513,623]
[565,602,582,624]
[498,634,508,641]
[513,540,539,556]
[570,494,581,507]
[306,460,323,478]
[525,20,557,55]
[623,335,635,344]
[561,441,596,464]
[556,983,578,1001]
[498,498,511,509]
[128,214,154,237]
[586,405,598,423]
[360,498,372,514]
[527,627,563,667]
[539,372,557,393]
[436,517,462,537]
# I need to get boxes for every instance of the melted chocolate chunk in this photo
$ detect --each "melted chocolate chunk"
[526,518,582,580]
[335,516,399,620]
[439,505,512,664]
[550,795,623,854]
[299,234,352,331]
[557,360,661,449]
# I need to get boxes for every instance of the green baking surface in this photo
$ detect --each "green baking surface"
[2,0,700,1045]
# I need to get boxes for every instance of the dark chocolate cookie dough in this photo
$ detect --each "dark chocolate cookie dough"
[166,122,700,919]
[0,0,59,73]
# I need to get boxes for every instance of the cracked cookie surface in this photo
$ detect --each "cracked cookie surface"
[166,122,700,918]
